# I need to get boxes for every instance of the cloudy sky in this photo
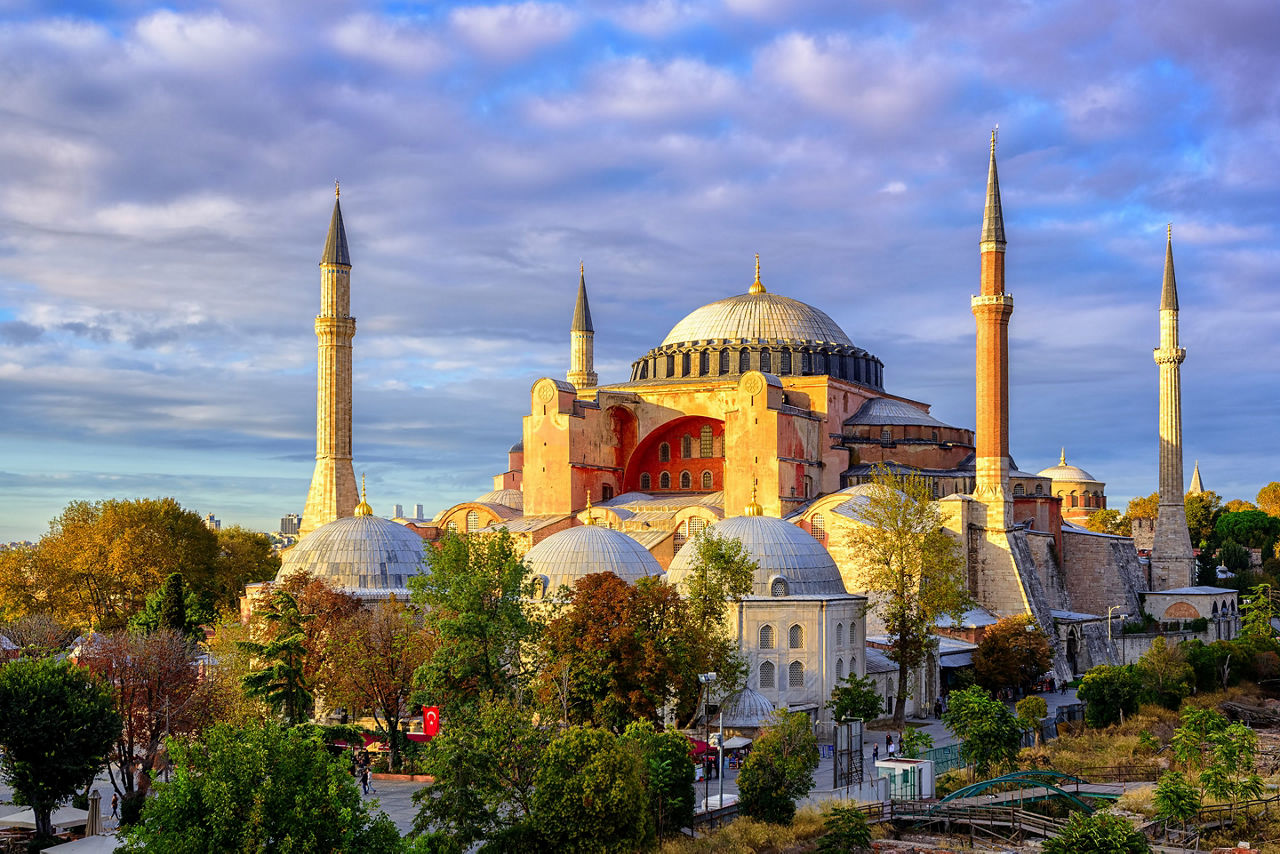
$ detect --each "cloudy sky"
[1,0,1277,541]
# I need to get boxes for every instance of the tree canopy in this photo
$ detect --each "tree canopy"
[942,685,1021,778]
[1077,664,1143,727]
[737,711,820,824]
[1217,510,1280,555]
[238,589,316,725]
[827,673,883,724]
[973,615,1052,694]
[1258,482,1280,519]
[1041,812,1150,854]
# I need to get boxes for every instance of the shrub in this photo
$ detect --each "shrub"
[1041,812,1150,854]
[737,712,820,825]
[816,805,872,852]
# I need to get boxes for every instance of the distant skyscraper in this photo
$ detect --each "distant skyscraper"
[1151,227,1195,589]
[414,503,424,520]
[280,513,302,536]
[394,503,404,519]
[204,513,220,532]
[300,185,359,538]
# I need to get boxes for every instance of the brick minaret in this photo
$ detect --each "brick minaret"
[300,185,359,537]
[567,262,597,389]
[1151,226,1195,588]
[972,130,1014,530]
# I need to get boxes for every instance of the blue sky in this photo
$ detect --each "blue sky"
[1,0,1277,540]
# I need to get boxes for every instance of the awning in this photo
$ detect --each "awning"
[723,736,752,749]
[940,652,973,667]
[0,806,90,830]
[42,834,120,853]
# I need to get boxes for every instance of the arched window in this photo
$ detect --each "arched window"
[681,352,691,376]
[760,348,771,373]
[1070,493,1078,507]
[801,351,812,374]
[639,361,648,379]
[687,516,707,540]
[681,435,692,458]
[814,352,825,374]
[771,577,789,597]
[760,661,775,689]
[719,349,730,374]
[673,524,686,552]
[702,470,713,490]
[680,471,692,489]
[739,349,751,373]
[789,661,804,688]
[836,658,844,680]
[659,442,671,462]
[880,427,892,441]
[780,349,792,374]
[699,350,710,375]
[836,622,844,648]
[532,575,549,599]
[759,625,775,649]
[1035,483,1043,495]
[811,513,826,542]
[665,354,675,376]
[789,624,803,649]
[659,472,671,489]
[446,520,458,533]
[465,510,480,532]
[1013,483,1025,496]
[931,429,939,442]
[700,425,714,457]
[640,473,651,490]
[804,476,813,498]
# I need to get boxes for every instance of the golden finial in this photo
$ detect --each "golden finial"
[745,478,763,516]
[749,253,766,295]
[584,489,594,525]
[1060,447,1066,466]
[991,125,998,152]
[335,180,341,199]
[354,473,373,516]
[580,259,584,277]
[1167,222,1172,242]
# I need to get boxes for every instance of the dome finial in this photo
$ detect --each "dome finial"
[749,253,766,295]
[354,473,373,516]
[1060,447,1066,466]
[335,179,340,199]
[745,478,763,516]
[584,489,594,525]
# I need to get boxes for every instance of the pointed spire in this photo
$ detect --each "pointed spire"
[1189,460,1204,495]
[748,253,766,295]
[1161,224,1179,311]
[321,188,351,267]
[981,128,1006,248]
[1060,447,1067,466]
[571,261,593,333]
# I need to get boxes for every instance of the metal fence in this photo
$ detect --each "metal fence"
[921,743,963,774]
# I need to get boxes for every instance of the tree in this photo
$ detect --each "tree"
[1224,499,1258,514]
[239,589,315,725]
[1015,695,1048,746]
[1125,492,1159,522]
[0,613,75,658]
[1240,583,1277,640]
[737,711,820,824]
[898,727,933,759]
[1153,771,1201,831]
[410,530,540,719]
[0,658,122,838]
[973,615,1052,695]
[619,720,696,841]
[942,686,1021,779]
[119,723,402,853]
[80,630,217,804]
[1258,482,1280,518]
[159,573,188,636]
[531,726,652,853]
[828,673,884,724]
[329,599,430,771]
[844,466,970,727]
[1219,541,1251,574]
[212,525,282,608]
[128,580,214,641]
[1216,510,1280,555]
[1041,812,1150,854]
[1136,636,1194,709]
[0,545,40,621]
[1085,508,1130,536]
[682,529,755,628]
[1077,665,1143,727]
[1184,490,1223,548]
[817,805,873,853]
[410,698,551,850]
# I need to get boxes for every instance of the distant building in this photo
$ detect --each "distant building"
[414,503,424,519]
[393,504,404,519]
[204,513,221,532]
[279,513,302,536]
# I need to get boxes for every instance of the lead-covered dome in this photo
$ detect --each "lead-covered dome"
[667,514,847,597]
[662,291,853,348]
[1036,449,1100,484]
[278,515,426,599]
[475,488,523,511]
[523,524,663,595]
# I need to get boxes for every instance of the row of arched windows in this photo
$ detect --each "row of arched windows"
[639,470,714,491]
[758,622,847,649]
[758,660,806,689]
[659,426,719,462]
[1012,483,1047,497]
[673,516,709,552]
[631,346,884,387]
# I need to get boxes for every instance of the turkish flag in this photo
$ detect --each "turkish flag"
[422,706,441,738]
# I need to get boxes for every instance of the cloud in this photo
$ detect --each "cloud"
[128,10,270,69]
[449,2,577,60]
[609,0,707,36]
[528,56,739,124]
[330,14,449,73]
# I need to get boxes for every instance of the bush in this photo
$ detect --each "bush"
[816,805,872,852]
[738,712,820,825]
[1077,665,1143,727]
[1041,812,1150,854]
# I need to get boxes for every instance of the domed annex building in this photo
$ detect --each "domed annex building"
[1037,450,1107,524]
[521,520,664,599]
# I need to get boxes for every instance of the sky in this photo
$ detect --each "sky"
[1,0,1278,542]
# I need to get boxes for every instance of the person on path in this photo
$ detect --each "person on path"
[887,737,896,758]
[111,793,118,820]
[872,744,879,762]
[885,733,892,748]
[933,698,943,719]
[360,766,370,795]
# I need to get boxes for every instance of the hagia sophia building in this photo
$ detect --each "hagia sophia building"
[268,136,1239,725]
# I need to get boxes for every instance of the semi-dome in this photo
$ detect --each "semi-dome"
[667,514,847,597]
[475,488,523,511]
[278,515,426,599]
[522,524,663,595]
[1037,449,1100,483]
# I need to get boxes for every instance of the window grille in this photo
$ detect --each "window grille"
[789,624,803,649]
[759,625,775,649]
[789,661,804,688]
[760,661,775,689]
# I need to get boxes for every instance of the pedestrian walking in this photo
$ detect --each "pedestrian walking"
[360,766,370,795]
[885,733,892,748]
[111,792,119,820]
[887,736,896,758]
[872,744,879,762]
[933,698,943,719]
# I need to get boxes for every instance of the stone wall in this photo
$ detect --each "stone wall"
[1060,529,1144,618]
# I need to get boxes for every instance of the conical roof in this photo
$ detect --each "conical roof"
[1161,226,1178,311]
[981,131,1006,247]
[571,265,593,333]
[321,194,350,267]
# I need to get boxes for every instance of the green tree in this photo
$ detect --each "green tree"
[827,673,883,723]
[1085,508,1130,536]
[531,726,652,853]
[1219,541,1251,574]
[410,530,540,718]
[1015,695,1048,746]
[1185,490,1223,548]
[619,720,696,840]
[898,727,934,759]
[1041,812,1150,854]
[1136,636,1194,709]
[1240,583,1277,639]
[1153,771,1200,831]
[1077,664,1143,727]
[942,686,1021,778]
[0,658,122,839]
[159,572,188,636]
[682,529,755,627]
[128,582,214,640]
[119,722,402,853]
[1217,510,1280,555]
[817,804,873,853]
[238,589,315,725]
[737,711,820,824]
[1258,482,1280,518]
[844,466,970,727]
[973,615,1052,695]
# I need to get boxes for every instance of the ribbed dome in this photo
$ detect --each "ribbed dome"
[662,291,853,347]
[667,515,847,597]
[523,524,663,594]
[278,515,425,598]
[475,489,523,510]
[1037,450,1099,483]
[720,687,776,729]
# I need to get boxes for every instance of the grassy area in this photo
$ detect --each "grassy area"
[660,806,828,854]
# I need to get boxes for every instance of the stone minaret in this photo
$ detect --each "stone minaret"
[300,185,359,537]
[972,130,1014,530]
[567,262,597,389]
[1151,226,1195,588]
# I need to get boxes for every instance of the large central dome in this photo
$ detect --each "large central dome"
[661,291,853,348]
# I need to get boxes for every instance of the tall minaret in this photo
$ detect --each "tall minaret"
[300,184,359,537]
[971,129,1014,530]
[567,262,597,389]
[1151,226,1195,588]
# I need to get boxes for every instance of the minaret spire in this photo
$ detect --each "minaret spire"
[567,261,598,389]
[301,188,359,537]
[1151,225,1194,587]
[981,127,1006,249]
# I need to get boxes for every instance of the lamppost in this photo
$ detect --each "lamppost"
[698,672,717,813]
[1106,604,1127,647]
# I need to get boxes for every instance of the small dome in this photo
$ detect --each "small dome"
[475,489,524,511]
[523,524,663,594]
[1037,449,1099,483]
[667,514,846,597]
[720,687,776,729]
[278,515,425,599]
[508,440,524,454]
[662,291,852,348]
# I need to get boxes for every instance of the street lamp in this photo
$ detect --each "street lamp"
[698,672,717,813]
[1106,605,1127,647]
